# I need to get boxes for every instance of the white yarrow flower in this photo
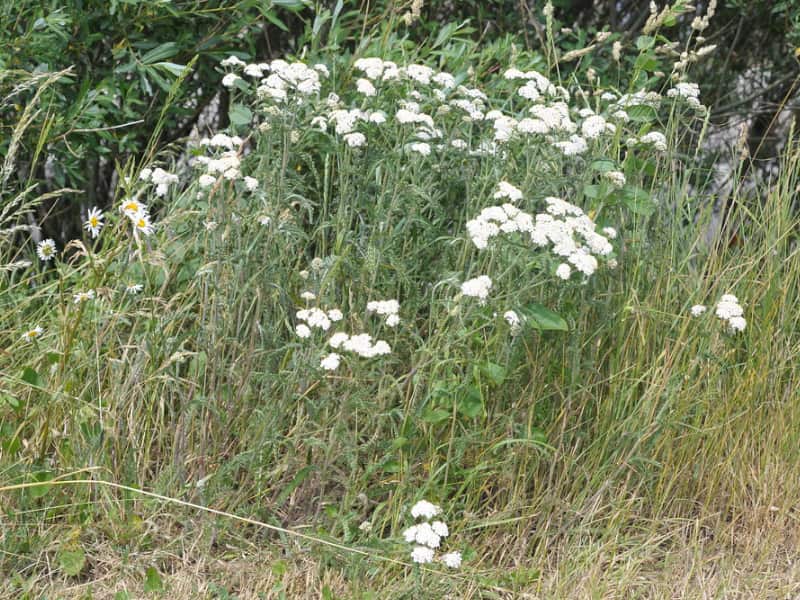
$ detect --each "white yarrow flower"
[690,304,706,317]
[441,551,462,569]
[410,500,441,519]
[460,275,492,303]
[320,353,341,371]
[411,546,435,564]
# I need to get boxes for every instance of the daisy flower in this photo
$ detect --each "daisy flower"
[84,207,104,238]
[120,198,146,219]
[126,283,144,294]
[133,213,155,236]
[21,326,43,342]
[36,239,57,261]
[73,289,95,304]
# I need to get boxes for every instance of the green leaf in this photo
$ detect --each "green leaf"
[275,465,315,506]
[29,471,53,499]
[583,184,601,199]
[0,393,20,409]
[626,105,658,123]
[458,386,483,418]
[481,362,507,387]
[272,0,310,12]
[621,186,656,215]
[636,35,655,50]
[262,10,289,31]
[141,42,179,65]
[114,592,131,600]
[228,103,252,126]
[634,52,659,72]
[420,407,451,424]
[21,367,44,388]
[523,303,568,331]
[590,159,616,173]
[144,566,164,592]
[58,548,86,577]
[151,62,187,77]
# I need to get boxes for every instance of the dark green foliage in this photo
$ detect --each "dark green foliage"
[0,0,310,238]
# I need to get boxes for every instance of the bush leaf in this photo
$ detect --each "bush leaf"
[523,303,568,331]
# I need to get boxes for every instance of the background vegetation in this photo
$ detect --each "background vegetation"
[1,1,799,598]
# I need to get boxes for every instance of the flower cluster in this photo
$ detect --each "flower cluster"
[366,299,400,327]
[402,500,462,568]
[194,134,259,193]
[221,55,327,103]
[292,276,395,372]
[690,294,746,332]
[119,196,155,237]
[715,294,746,332]
[667,82,703,110]
[466,185,615,281]
[140,167,179,198]
[460,275,493,303]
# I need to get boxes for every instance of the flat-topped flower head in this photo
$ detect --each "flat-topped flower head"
[36,239,56,262]
[84,207,104,238]
[411,546,435,564]
[320,353,341,371]
[460,275,492,303]
[493,181,523,202]
[441,551,462,569]
[690,304,706,317]
[410,499,441,519]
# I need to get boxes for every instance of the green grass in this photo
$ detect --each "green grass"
[2,16,800,599]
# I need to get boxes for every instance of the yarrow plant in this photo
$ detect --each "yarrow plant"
[402,500,462,569]
[689,294,746,332]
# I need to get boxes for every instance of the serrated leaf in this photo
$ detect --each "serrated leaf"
[58,548,86,577]
[228,103,252,126]
[523,303,568,331]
